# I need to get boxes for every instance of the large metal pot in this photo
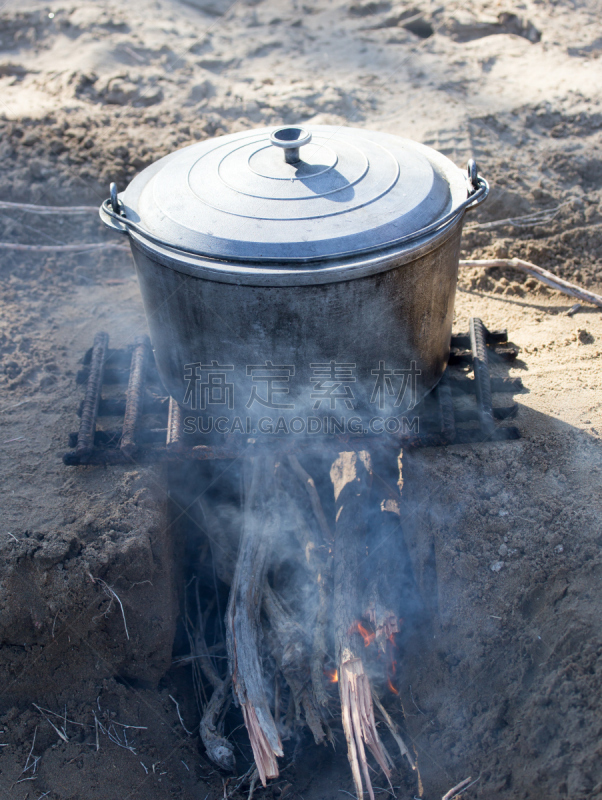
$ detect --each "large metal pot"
[100,125,487,432]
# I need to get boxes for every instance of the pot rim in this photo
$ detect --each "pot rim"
[125,210,466,287]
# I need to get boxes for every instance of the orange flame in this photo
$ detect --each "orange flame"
[387,677,399,695]
[350,621,376,647]
[325,668,338,683]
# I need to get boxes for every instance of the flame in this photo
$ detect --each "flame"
[350,621,376,647]
[387,677,399,695]
[358,622,375,647]
[325,668,338,683]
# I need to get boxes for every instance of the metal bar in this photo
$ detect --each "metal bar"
[77,364,160,386]
[83,347,131,368]
[450,376,523,394]
[449,344,518,366]
[454,405,518,423]
[78,396,168,417]
[64,416,523,465]
[120,336,150,456]
[166,396,184,450]
[66,321,524,466]
[491,344,519,361]
[69,427,168,448]
[75,331,108,463]
[64,442,242,466]
[469,317,496,437]
[450,329,508,348]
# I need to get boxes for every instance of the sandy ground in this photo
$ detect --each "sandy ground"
[0,0,601,798]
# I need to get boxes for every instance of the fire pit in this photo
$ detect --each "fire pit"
[63,317,523,799]
[88,124,510,798]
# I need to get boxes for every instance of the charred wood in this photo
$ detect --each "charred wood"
[226,453,283,785]
[277,462,333,710]
[331,450,393,800]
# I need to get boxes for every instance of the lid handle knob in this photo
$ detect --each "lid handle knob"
[270,126,312,164]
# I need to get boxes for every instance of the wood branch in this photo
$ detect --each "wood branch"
[360,454,417,658]
[200,675,236,772]
[263,583,332,746]
[277,463,332,709]
[311,568,332,709]
[371,690,415,771]
[226,453,283,786]
[362,486,402,653]
[460,258,602,308]
[365,453,428,658]
[339,658,394,797]
[183,584,208,712]
[195,619,235,770]
[186,581,235,771]
[331,450,393,800]
[287,454,333,541]
[442,776,473,800]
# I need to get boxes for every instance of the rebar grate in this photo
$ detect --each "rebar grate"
[63,319,522,466]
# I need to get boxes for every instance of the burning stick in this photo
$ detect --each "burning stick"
[362,489,403,654]
[278,460,332,710]
[262,583,331,746]
[226,453,283,785]
[331,451,394,800]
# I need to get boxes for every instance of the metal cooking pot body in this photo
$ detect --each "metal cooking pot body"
[128,220,463,429]
[99,125,489,433]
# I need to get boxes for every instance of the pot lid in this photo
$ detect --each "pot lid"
[119,124,473,263]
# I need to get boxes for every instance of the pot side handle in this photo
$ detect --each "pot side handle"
[465,160,489,209]
[99,182,128,233]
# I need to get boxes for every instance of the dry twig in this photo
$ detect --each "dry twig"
[441,776,475,800]
[169,695,194,736]
[0,200,98,214]
[32,704,68,743]
[460,258,602,308]
[13,727,40,786]
[287,455,332,541]
[371,692,415,771]
[185,576,235,771]
[88,573,130,640]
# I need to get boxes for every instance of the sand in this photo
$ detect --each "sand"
[0,0,601,797]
